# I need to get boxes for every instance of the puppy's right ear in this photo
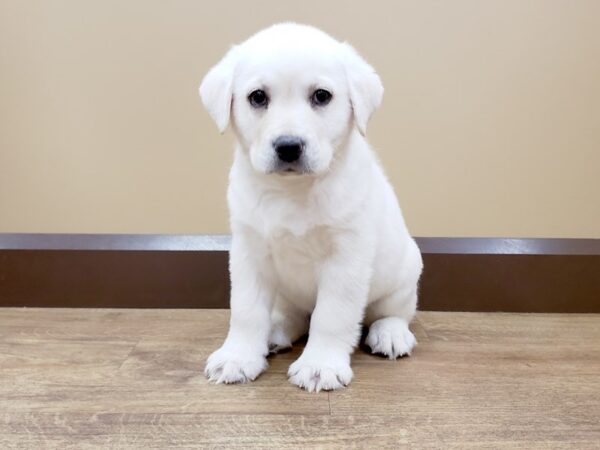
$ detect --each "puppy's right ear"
[340,43,384,136]
[199,47,238,133]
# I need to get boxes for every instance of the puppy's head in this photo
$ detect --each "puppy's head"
[199,23,383,176]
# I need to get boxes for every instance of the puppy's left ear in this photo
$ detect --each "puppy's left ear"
[199,47,238,133]
[341,43,384,135]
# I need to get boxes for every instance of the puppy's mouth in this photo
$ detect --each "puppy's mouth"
[270,162,312,176]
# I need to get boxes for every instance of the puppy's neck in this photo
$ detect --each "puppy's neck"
[229,129,377,237]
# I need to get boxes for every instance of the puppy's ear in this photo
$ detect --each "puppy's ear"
[341,43,384,135]
[199,47,238,133]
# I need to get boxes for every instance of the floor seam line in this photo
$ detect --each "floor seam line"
[117,338,142,371]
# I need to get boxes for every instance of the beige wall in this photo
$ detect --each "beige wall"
[1,0,598,237]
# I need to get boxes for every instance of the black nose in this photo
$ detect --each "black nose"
[273,136,304,163]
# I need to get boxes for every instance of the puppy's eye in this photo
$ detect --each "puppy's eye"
[311,89,332,106]
[248,89,268,108]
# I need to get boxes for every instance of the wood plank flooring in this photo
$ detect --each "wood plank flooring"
[1,309,599,449]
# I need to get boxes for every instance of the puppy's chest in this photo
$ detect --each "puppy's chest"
[268,227,334,295]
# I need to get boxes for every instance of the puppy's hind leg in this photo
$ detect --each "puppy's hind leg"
[268,297,309,354]
[365,286,418,359]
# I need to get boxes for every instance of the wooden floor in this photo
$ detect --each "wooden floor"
[0,309,599,449]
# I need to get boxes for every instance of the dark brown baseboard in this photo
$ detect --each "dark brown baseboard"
[1,234,598,312]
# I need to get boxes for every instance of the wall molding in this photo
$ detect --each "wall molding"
[1,234,598,312]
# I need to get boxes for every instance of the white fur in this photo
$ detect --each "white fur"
[200,23,423,392]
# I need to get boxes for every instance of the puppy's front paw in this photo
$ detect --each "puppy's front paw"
[204,345,267,384]
[288,350,353,392]
[366,317,416,359]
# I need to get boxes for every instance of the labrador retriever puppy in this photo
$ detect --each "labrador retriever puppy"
[199,23,422,392]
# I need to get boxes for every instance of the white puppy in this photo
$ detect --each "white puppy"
[199,23,422,392]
